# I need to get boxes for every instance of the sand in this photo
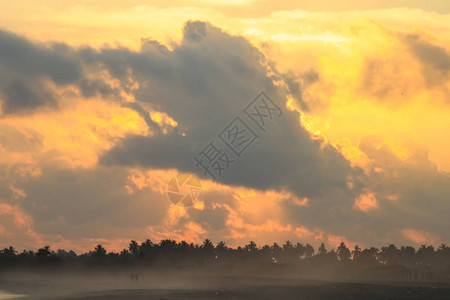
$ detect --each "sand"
[0,271,449,299]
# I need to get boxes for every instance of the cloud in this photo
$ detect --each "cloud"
[99,21,359,204]
[0,30,81,114]
[353,191,378,212]
[279,68,320,111]
[0,20,449,251]
[0,31,81,84]
[16,166,169,238]
[0,202,43,250]
[403,34,450,75]
[84,21,450,247]
[0,124,42,153]
[0,29,123,115]
[358,29,449,105]
[402,228,437,244]
[279,134,450,247]
[401,33,450,90]
[0,166,183,251]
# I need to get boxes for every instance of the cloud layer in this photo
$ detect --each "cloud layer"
[0,16,449,252]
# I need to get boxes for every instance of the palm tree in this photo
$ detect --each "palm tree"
[216,241,228,261]
[304,244,315,258]
[0,246,17,258]
[337,242,351,261]
[36,246,51,258]
[380,244,399,264]
[360,247,378,264]
[317,243,327,256]
[245,241,259,260]
[93,244,107,258]
[129,240,139,256]
[140,239,153,258]
[417,245,435,265]
[272,243,282,263]
[260,245,273,263]
[352,245,361,261]
[295,243,306,260]
[282,240,298,263]
[399,246,415,265]
[200,239,215,262]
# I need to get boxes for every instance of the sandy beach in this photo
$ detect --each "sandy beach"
[1,271,449,300]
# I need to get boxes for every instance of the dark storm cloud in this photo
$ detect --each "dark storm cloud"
[98,21,360,203]
[0,29,121,114]
[0,31,81,84]
[103,132,194,170]
[1,79,58,113]
[78,78,118,98]
[0,30,80,113]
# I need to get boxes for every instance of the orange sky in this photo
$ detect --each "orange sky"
[0,0,449,252]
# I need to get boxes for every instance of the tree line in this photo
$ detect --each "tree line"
[1,240,450,280]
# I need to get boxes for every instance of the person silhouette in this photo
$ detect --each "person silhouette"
[130,273,139,283]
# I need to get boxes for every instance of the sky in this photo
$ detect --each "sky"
[0,0,449,253]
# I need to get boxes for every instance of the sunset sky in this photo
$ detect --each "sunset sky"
[0,0,449,253]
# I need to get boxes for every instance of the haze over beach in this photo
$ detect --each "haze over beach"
[0,0,449,299]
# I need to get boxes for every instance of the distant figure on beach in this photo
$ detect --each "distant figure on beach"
[131,273,139,283]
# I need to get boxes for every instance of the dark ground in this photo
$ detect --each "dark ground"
[66,284,450,300]
[1,272,450,299]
